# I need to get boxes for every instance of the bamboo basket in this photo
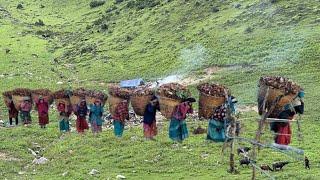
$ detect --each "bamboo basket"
[198,93,225,119]
[70,95,84,106]
[108,95,128,116]
[31,94,54,105]
[131,95,153,116]
[85,96,108,105]
[12,95,31,110]
[159,96,181,119]
[258,83,298,109]
[3,95,11,108]
[54,98,71,107]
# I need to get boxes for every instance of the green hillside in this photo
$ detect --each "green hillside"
[0,0,320,179]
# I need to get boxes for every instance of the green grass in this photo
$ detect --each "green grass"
[0,0,320,179]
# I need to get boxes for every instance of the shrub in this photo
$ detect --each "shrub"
[90,0,105,8]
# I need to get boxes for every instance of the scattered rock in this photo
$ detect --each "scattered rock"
[234,3,241,9]
[32,157,48,165]
[28,148,38,157]
[18,171,26,175]
[62,171,68,176]
[89,169,99,176]
[116,175,126,179]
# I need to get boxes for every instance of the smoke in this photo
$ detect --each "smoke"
[156,44,209,86]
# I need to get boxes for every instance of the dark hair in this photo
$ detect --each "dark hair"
[183,97,196,103]
[151,95,158,101]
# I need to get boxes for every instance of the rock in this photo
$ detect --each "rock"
[62,171,68,176]
[57,81,63,85]
[116,175,126,179]
[18,171,26,175]
[234,3,241,8]
[89,169,99,175]
[32,157,48,165]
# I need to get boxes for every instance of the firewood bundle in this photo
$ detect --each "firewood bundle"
[53,89,71,99]
[2,91,13,98]
[197,83,229,97]
[11,88,32,96]
[132,86,154,96]
[259,76,301,95]
[32,89,52,96]
[157,83,191,100]
[87,90,107,100]
[108,84,132,99]
[72,88,88,98]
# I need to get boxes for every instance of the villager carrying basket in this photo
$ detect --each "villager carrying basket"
[108,95,129,116]
[54,98,71,107]
[198,93,226,119]
[131,95,153,116]
[257,76,301,116]
[11,88,32,110]
[258,82,298,109]
[31,89,54,105]
[159,96,181,119]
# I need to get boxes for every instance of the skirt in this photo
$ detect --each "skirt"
[169,118,188,142]
[20,111,31,124]
[113,120,124,137]
[39,115,49,125]
[143,121,157,138]
[76,117,89,133]
[207,119,226,142]
[59,119,70,132]
[91,121,102,133]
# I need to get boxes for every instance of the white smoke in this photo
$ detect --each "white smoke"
[155,44,209,86]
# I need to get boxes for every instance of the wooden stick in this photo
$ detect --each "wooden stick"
[252,88,283,180]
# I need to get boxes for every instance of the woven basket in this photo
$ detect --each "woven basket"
[12,95,30,110]
[258,83,297,109]
[31,94,54,105]
[85,96,108,105]
[131,95,153,116]
[70,95,84,106]
[198,93,225,119]
[159,96,181,119]
[54,98,71,107]
[3,96,11,108]
[108,95,128,116]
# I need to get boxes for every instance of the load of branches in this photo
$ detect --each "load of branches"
[87,90,107,101]
[11,88,32,96]
[197,83,229,97]
[53,89,71,99]
[2,91,13,98]
[108,84,132,99]
[157,83,191,100]
[132,86,154,96]
[259,76,301,94]
[72,88,88,97]
[32,89,52,96]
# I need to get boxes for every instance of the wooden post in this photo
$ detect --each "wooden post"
[251,88,283,180]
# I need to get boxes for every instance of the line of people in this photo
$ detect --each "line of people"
[3,92,304,144]
[3,94,236,143]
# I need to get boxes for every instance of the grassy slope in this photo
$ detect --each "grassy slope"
[0,0,320,179]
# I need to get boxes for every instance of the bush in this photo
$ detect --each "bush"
[126,0,160,10]
[35,19,45,26]
[90,0,105,8]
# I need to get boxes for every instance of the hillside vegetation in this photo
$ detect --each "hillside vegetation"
[0,0,320,179]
